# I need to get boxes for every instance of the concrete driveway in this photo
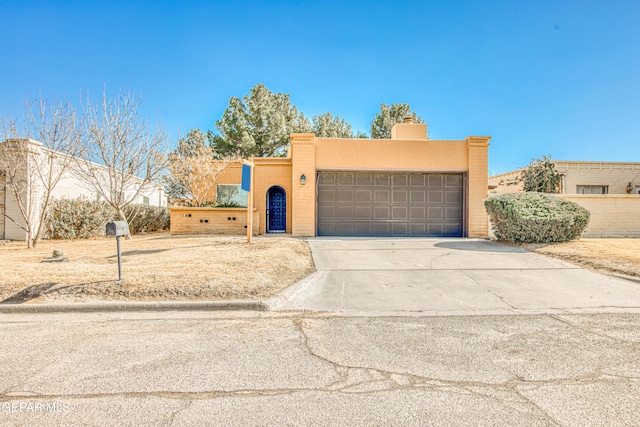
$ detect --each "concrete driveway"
[271,238,640,315]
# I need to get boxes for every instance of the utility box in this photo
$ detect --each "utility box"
[106,221,130,237]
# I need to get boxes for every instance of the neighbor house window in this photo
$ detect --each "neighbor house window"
[143,196,149,206]
[576,185,608,194]
[216,184,248,207]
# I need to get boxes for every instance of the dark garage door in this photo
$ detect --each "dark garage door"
[317,172,464,237]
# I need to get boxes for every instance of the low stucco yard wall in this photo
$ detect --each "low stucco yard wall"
[169,207,259,235]
[560,195,640,237]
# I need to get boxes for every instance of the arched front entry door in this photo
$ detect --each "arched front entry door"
[267,186,286,233]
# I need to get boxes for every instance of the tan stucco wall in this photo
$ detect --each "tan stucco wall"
[556,161,640,194]
[290,125,490,238]
[489,161,640,195]
[253,158,292,234]
[467,137,490,238]
[488,170,524,195]
[391,123,428,140]
[172,123,491,238]
[169,207,259,235]
[314,139,469,171]
[559,195,640,237]
[290,134,317,236]
[203,160,293,234]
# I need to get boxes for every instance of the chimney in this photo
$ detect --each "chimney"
[391,117,427,140]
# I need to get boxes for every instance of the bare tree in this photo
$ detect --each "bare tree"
[165,135,237,207]
[0,97,83,248]
[73,91,169,238]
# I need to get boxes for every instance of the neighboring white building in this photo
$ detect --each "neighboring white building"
[0,138,166,241]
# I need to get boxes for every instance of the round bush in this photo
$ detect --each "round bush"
[484,193,590,243]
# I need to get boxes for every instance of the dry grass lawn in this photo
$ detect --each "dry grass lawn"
[0,233,315,304]
[4,233,636,305]
[521,238,640,278]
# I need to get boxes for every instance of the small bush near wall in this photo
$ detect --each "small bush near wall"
[46,199,170,239]
[123,204,170,234]
[484,193,590,243]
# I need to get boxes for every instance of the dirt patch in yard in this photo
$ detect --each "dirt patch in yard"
[0,233,315,304]
[516,238,640,279]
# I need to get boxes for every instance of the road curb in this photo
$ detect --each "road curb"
[0,300,267,314]
[264,270,326,310]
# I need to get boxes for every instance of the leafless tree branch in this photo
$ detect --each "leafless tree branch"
[72,90,169,238]
[0,96,84,248]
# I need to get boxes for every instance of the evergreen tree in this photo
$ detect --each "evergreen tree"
[521,155,561,193]
[211,84,309,157]
[370,103,424,139]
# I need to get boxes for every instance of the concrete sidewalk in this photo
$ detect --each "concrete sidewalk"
[272,238,640,315]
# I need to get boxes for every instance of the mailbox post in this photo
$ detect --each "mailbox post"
[106,221,130,284]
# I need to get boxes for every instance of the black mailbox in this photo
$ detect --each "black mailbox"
[106,221,130,237]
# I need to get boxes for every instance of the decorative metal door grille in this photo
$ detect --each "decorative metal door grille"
[267,186,286,232]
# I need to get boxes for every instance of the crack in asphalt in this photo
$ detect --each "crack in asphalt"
[167,400,192,426]
[289,318,638,421]
[3,371,639,402]
[2,314,639,426]
[463,385,560,426]
[548,314,640,345]
[4,316,638,427]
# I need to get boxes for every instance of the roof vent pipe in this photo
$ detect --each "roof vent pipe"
[403,115,414,124]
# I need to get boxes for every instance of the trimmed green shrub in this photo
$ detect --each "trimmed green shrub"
[188,200,217,208]
[484,193,590,243]
[45,198,170,239]
[215,202,241,208]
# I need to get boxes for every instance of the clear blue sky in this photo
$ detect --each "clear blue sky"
[1,0,639,174]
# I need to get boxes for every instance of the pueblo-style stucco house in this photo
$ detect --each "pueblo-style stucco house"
[488,161,640,237]
[489,161,640,195]
[169,119,491,238]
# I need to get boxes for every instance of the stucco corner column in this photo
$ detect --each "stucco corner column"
[290,133,317,237]
[466,136,491,238]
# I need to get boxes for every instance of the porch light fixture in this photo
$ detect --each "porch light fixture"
[300,174,306,185]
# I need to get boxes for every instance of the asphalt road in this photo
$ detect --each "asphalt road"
[1,310,639,426]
